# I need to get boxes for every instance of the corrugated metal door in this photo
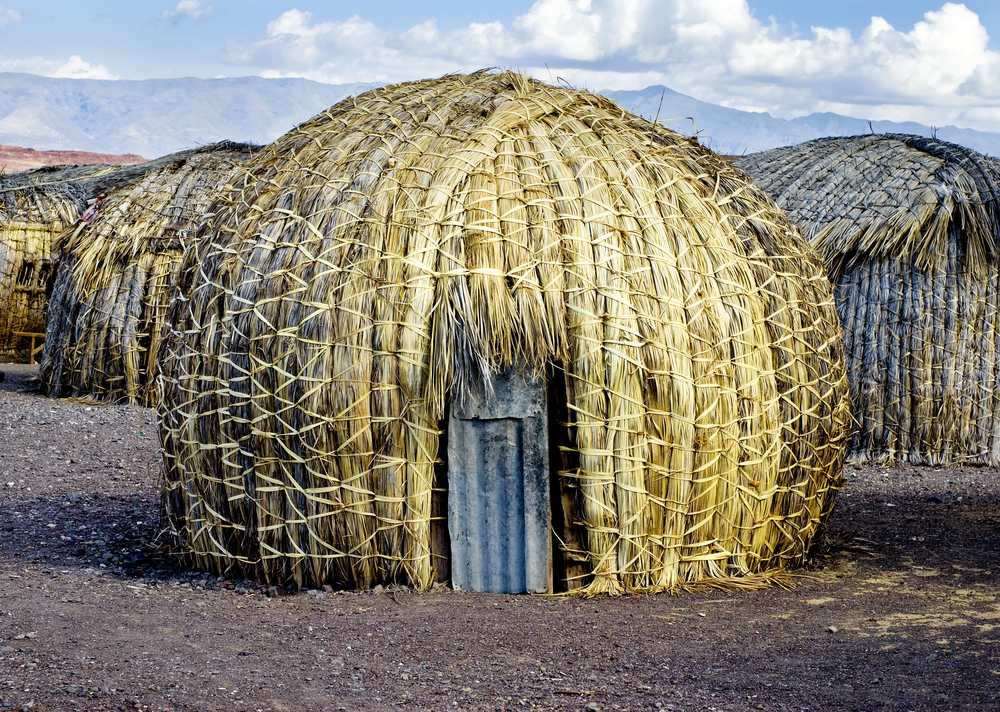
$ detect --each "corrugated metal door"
[447,368,551,593]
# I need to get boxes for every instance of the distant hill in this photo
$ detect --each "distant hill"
[0,73,377,159]
[0,144,146,173]
[598,85,1000,157]
[3,72,1000,160]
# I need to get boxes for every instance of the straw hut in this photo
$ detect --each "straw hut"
[158,71,851,595]
[40,142,255,405]
[0,182,86,359]
[736,134,1000,466]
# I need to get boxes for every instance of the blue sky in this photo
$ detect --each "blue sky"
[1,1,999,132]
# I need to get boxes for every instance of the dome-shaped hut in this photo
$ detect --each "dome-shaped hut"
[737,135,1000,466]
[40,142,255,405]
[0,182,86,359]
[158,71,851,594]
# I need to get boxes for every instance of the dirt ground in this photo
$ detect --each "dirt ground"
[1,363,998,712]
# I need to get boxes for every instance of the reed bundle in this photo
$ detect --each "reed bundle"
[0,182,85,358]
[158,71,850,593]
[737,134,1000,465]
[39,142,255,404]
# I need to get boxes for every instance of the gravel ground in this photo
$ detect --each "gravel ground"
[1,363,999,712]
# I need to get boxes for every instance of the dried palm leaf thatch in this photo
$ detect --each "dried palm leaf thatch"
[39,141,255,405]
[737,134,1000,466]
[158,70,851,594]
[0,181,86,358]
[7,145,249,203]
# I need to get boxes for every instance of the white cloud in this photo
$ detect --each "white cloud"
[219,1,1000,132]
[0,55,118,80]
[521,66,667,92]
[0,5,23,30]
[161,0,212,22]
[725,4,992,101]
[512,0,622,60]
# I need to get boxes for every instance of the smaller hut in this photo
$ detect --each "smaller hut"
[0,182,86,359]
[40,142,255,404]
[736,134,1000,465]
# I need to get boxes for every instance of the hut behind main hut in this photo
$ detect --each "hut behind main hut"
[0,181,86,359]
[158,71,851,595]
[40,141,255,405]
[736,134,1000,466]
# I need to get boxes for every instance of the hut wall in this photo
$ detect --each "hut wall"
[0,187,83,358]
[0,218,53,353]
[835,226,1000,465]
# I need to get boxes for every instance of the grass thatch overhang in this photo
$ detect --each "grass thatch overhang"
[736,134,1000,466]
[39,141,256,405]
[158,70,851,594]
[0,180,86,358]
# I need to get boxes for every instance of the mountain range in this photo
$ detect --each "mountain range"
[0,73,376,159]
[599,85,1000,157]
[2,72,999,160]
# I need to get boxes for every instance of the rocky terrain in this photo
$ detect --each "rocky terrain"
[0,363,998,712]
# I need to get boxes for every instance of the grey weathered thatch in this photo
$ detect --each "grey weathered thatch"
[158,71,851,594]
[7,147,247,204]
[39,142,255,405]
[0,181,85,358]
[737,134,1000,465]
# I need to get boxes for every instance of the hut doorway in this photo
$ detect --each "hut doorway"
[445,368,552,593]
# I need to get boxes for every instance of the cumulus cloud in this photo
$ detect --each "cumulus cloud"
[161,0,212,22]
[0,5,23,30]
[725,5,991,100]
[219,1,1000,132]
[0,55,118,80]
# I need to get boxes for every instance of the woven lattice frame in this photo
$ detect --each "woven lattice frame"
[159,71,851,593]
[39,143,255,405]
[738,135,1000,466]
[0,184,84,357]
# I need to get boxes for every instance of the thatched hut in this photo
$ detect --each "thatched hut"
[736,134,1000,466]
[0,182,86,359]
[40,142,255,405]
[158,71,851,594]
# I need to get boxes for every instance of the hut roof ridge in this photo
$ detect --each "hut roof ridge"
[735,133,1000,276]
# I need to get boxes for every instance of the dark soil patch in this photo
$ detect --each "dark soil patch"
[1,363,998,711]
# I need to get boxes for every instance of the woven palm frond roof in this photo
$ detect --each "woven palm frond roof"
[736,134,1000,277]
[53,141,257,259]
[1,181,85,223]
